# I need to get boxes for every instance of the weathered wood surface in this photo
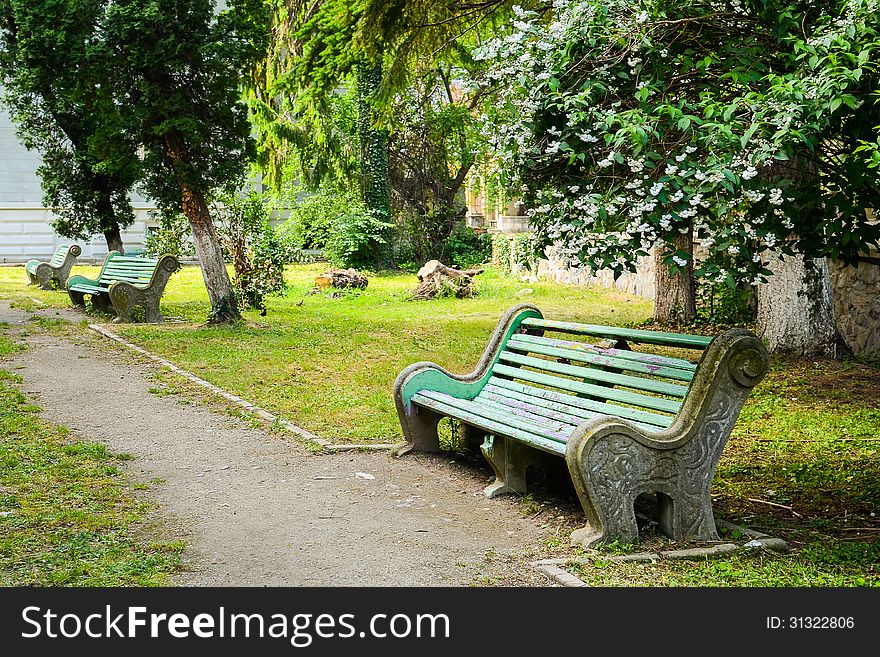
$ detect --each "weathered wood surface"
[394,303,769,549]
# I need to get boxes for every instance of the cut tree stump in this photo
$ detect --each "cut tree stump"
[315,268,368,290]
[411,260,483,300]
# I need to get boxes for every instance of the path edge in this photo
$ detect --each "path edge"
[88,323,394,453]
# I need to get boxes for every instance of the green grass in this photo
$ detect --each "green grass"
[567,540,879,586]
[1,262,876,586]
[0,329,182,586]
[0,262,652,443]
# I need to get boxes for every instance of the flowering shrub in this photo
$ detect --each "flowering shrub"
[215,192,287,316]
[476,0,880,287]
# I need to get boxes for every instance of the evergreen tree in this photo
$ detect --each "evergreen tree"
[0,0,138,252]
[102,0,270,323]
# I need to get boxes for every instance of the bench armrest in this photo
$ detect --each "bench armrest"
[393,303,545,455]
[565,329,768,546]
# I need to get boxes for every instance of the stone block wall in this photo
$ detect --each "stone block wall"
[537,245,656,299]
[830,250,880,360]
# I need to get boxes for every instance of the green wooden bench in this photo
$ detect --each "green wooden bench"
[393,304,769,547]
[25,244,82,290]
[66,251,180,323]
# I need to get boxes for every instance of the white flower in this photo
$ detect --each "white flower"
[636,10,649,23]
[672,255,688,267]
[768,188,784,205]
[742,167,758,180]
[649,182,663,196]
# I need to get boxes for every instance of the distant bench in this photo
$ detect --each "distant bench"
[393,304,769,547]
[67,251,180,323]
[25,244,81,290]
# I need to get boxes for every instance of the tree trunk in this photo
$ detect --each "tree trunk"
[165,133,241,324]
[653,228,696,324]
[183,185,241,324]
[102,223,125,254]
[757,252,844,356]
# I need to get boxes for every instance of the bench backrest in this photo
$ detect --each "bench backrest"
[97,254,162,288]
[488,318,711,431]
[49,245,71,267]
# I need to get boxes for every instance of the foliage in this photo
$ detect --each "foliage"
[511,232,539,274]
[100,0,271,323]
[215,192,287,316]
[247,1,510,268]
[491,232,537,275]
[446,224,492,269]
[276,184,348,251]
[477,0,880,289]
[144,211,196,259]
[324,203,395,270]
[101,0,268,212]
[0,0,138,250]
[492,233,512,272]
[388,67,487,266]
[695,281,756,325]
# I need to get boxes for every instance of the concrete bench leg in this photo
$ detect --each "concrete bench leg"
[394,404,443,455]
[481,435,530,498]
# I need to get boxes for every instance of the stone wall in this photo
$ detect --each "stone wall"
[537,245,656,299]
[830,250,880,360]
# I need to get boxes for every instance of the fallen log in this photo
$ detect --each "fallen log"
[411,260,483,300]
[315,268,368,290]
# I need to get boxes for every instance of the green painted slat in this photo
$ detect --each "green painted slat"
[498,351,690,398]
[411,393,566,456]
[477,391,582,427]
[102,264,156,268]
[480,383,669,431]
[485,379,673,429]
[475,394,580,430]
[417,390,572,441]
[492,363,682,414]
[522,318,713,349]
[509,334,697,380]
[69,284,109,293]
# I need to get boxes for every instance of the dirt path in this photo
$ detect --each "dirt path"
[0,302,550,586]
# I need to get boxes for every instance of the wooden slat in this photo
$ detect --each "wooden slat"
[521,318,713,349]
[476,394,580,428]
[492,363,682,414]
[417,390,572,440]
[509,334,697,380]
[485,379,673,429]
[498,351,690,398]
[411,392,566,456]
[69,284,109,293]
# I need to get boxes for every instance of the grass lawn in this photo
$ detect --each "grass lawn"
[0,327,182,585]
[1,262,877,586]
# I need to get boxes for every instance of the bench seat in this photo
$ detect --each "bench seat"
[394,303,769,547]
[25,244,81,290]
[66,251,180,323]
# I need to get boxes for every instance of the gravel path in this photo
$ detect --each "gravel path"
[0,302,549,586]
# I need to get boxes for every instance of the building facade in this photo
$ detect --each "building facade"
[0,105,155,263]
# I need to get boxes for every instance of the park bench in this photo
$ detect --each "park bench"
[393,304,769,547]
[66,251,180,323]
[25,244,82,290]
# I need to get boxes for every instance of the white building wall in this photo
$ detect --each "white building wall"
[0,104,154,263]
